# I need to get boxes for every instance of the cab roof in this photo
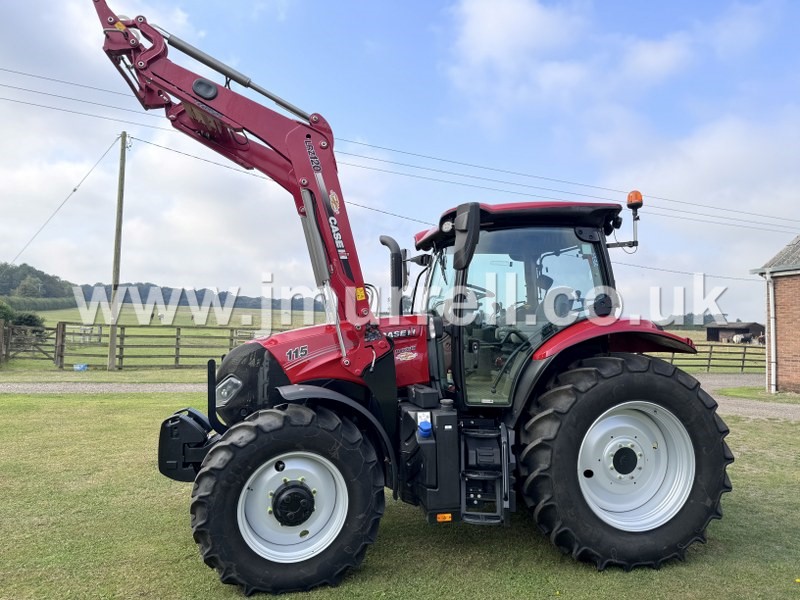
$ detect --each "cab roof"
[414,201,622,251]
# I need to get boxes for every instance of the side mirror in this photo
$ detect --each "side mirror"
[453,203,480,271]
[593,293,614,318]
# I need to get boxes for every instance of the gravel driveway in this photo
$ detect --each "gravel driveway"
[0,383,204,395]
[1,372,796,420]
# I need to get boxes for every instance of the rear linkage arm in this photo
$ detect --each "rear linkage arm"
[91,0,389,373]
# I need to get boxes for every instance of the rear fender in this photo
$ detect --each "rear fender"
[506,320,696,429]
[532,319,696,360]
[276,384,398,496]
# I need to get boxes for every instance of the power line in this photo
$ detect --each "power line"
[0,83,163,119]
[3,135,121,266]
[0,96,172,131]
[130,135,757,282]
[614,261,762,283]
[339,161,799,235]
[129,137,435,226]
[338,139,800,225]
[0,67,130,97]
[336,149,800,225]
[3,93,795,236]
[5,67,797,226]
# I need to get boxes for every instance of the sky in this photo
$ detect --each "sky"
[1,0,799,323]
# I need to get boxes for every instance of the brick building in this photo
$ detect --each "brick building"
[752,235,800,393]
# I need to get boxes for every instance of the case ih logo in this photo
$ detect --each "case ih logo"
[328,217,349,260]
[329,190,341,214]
[304,139,321,172]
[385,328,419,339]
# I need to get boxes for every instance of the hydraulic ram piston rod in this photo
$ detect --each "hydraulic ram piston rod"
[152,24,312,122]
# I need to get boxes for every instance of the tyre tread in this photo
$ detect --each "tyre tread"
[517,353,733,570]
[189,403,384,594]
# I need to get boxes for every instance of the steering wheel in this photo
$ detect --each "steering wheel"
[464,283,494,301]
[497,327,527,345]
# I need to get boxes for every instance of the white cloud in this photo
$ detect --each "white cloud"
[617,32,694,85]
[451,0,584,71]
[0,0,398,300]
[707,2,773,59]
[598,109,800,321]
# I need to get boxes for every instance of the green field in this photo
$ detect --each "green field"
[0,306,326,371]
[36,304,325,330]
[717,386,800,405]
[1,393,798,600]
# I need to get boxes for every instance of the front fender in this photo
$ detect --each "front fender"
[275,384,398,495]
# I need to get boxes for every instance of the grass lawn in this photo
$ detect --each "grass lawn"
[717,386,800,405]
[0,360,206,383]
[1,393,799,599]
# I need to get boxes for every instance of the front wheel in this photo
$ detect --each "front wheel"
[190,404,385,594]
[518,353,733,569]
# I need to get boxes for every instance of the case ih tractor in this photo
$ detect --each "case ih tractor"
[93,2,733,594]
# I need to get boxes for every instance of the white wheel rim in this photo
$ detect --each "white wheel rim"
[237,451,349,563]
[577,401,695,532]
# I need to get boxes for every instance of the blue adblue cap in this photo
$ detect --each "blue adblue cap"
[418,420,433,439]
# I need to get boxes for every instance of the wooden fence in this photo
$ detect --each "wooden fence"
[0,319,766,373]
[51,322,259,369]
[653,342,765,373]
[0,320,59,364]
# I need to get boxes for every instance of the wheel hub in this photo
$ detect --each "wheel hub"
[612,445,638,475]
[272,481,315,526]
[577,401,695,532]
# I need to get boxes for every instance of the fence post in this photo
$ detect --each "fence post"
[54,322,66,368]
[741,345,748,373]
[175,327,181,368]
[0,319,5,366]
[229,328,235,351]
[117,326,126,370]
[706,345,714,372]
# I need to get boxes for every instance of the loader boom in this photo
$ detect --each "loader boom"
[91,0,383,370]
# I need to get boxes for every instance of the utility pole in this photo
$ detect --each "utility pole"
[107,131,127,370]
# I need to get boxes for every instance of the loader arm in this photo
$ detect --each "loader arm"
[92,1,384,371]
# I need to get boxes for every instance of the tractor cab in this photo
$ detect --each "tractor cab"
[415,202,621,409]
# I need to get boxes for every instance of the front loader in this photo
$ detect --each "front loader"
[92,2,733,594]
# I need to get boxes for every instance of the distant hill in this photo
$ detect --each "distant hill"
[78,283,325,311]
[0,263,74,298]
[0,265,323,312]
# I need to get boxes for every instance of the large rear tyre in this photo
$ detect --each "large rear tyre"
[190,404,384,594]
[518,353,733,569]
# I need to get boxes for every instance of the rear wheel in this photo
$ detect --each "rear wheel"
[518,353,733,569]
[190,404,384,594]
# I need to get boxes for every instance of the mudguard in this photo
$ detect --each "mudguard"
[275,384,398,494]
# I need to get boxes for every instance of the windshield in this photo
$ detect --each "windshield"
[425,226,610,405]
[427,227,608,332]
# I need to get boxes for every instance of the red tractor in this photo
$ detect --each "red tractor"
[93,3,733,594]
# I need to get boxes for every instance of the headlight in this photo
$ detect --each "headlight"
[216,375,243,407]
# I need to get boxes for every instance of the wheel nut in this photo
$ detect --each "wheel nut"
[312,489,317,495]
[283,478,289,484]
[617,475,623,480]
